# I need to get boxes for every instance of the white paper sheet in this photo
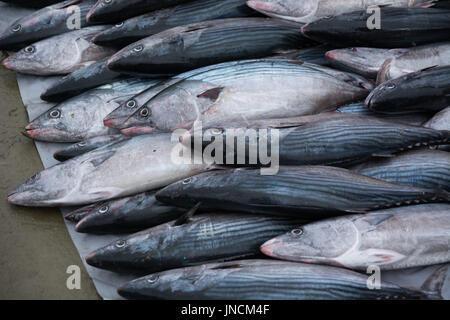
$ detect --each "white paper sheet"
[2,2,449,300]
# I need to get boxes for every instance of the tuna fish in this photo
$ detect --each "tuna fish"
[8,133,208,207]
[106,18,311,75]
[2,26,115,76]
[156,166,450,218]
[246,0,438,24]
[85,213,305,272]
[93,0,256,47]
[23,79,158,142]
[75,191,185,234]
[326,47,408,79]
[117,259,447,299]
[366,65,450,114]
[301,8,450,48]
[53,135,129,161]
[261,204,450,270]
[0,0,63,8]
[0,0,97,50]
[377,42,450,84]
[270,45,332,65]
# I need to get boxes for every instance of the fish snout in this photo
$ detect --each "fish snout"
[120,126,153,137]
[2,56,14,70]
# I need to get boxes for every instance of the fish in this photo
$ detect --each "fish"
[117,59,370,135]
[92,0,256,47]
[337,102,429,126]
[326,47,408,79]
[261,204,450,270]
[269,45,332,65]
[366,65,450,114]
[40,58,126,102]
[85,213,306,272]
[86,0,199,23]
[0,0,68,8]
[156,166,450,218]
[180,114,450,167]
[53,134,129,161]
[117,259,447,300]
[106,18,311,75]
[23,79,158,142]
[0,0,97,50]
[377,42,450,84]
[1,26,115,76]
[64,202,103,222]
[246,0,438,24]
[350,150,450,191]
[8,133,208,207]
[75,191,185,234]
[301,8,450,48]
[425,107,450,131]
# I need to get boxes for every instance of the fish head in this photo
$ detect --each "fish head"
[247,0,319,22]
[86,0,125,23]
[0,17,30,50]
[64,203,101,223]
[103,93,150,129]
[365,77,410,113]
[260,218,358,267]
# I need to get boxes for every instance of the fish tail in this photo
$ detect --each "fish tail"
[420,264,449,300]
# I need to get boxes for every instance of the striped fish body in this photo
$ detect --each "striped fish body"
[0,0,98,50]
[107,18,311,75]
[85,214,305,273]
[117,259,431,300]
[262,204,450,270]
[351,150,450,191]
[156,166,450,218]
[270,45,333,65]
[93,0,256,46]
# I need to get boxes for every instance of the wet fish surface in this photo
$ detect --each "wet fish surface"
[270,45,332,65]
[377,42,450,84]
[0,0,63,7]
[75,191,185,234]
[53,135,130,162]
[425,107,450,131]
[8,133,208,206]
[24,79,158,142]
[261,204,450,270]
[301,8,450,48]
[2,26,115,75]
[0,0,97,50]
[85,213,306,272]
[93,0,256,47]
[117,259,446,299]
[366,65,450,114]
[106,18,311,75]
[64,202,103,222]
[156,166,450,218]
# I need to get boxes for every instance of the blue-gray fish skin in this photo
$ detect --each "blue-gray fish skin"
[64,202,102,222]
[40,59,126,103]
[53,134,129,162]
[262,204,450,270]
[107,18,311,75]
[117,259,438,300]
[75,191,185,234]
[86,0,196,23]
[0,0,97,50]
[337,102,429,126]
[270,45,333,65]
[301,8,450,48]
[85,214,306,273]
[350,150,450,191]
[156,166,450,218]
[93,0,256,47]
[366,65,450,114]
[0,0,63,8]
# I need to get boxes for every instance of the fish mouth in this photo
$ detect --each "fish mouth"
[75,215,96,233]
[2,56,14,70]
[86,2,102,23]
[103,116,128,129]
[120,126,154,136]
[260,238,285,258]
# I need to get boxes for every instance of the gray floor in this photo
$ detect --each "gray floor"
[0,52,100,299]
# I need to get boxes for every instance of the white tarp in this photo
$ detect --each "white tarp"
[1,2,448,300]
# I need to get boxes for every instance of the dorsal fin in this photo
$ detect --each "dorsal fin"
[173,202,202,226]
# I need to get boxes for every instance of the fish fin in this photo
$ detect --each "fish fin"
[420,264,449,300]
[89,150,116,167]
[363,213,393,226]
[335,248,406,267]
[372,152,396,158]
[173,202,202,226]
[197,87,224,101]
[418,65,439,72]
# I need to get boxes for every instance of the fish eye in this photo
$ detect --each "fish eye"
[126,99,136,108]
[12,24,21,32]
[210,128,222,135]
[99,206,109,214]
[182,177,191,184]
[323,16,333,20]
[115,240,126,248]
[291,228,303,237]
[49,110,61,118]
[104,0,112,4]
[133,45,144,52]
[77,141,87,147]
[147,275,158,283]
[115,22,124,28]
[140,107,150,117]
[24,46,35,54]
[386,83,396,89]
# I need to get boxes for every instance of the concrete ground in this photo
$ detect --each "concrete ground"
[0,51,100,299]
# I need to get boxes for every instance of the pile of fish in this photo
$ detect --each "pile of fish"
[2,0,450,300]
